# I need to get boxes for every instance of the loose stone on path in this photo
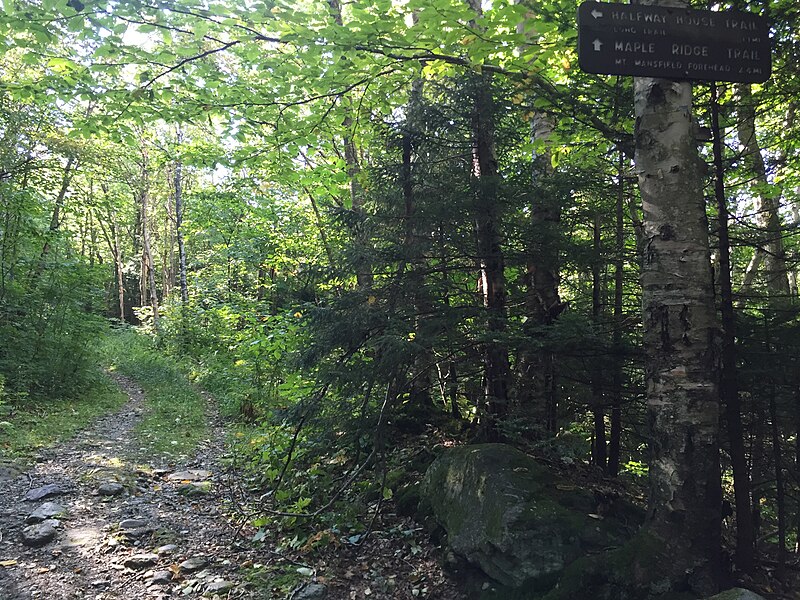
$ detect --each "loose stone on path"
[123,553,159,569]
[21,520,59,547]
[156,543,177,555]
[25,501,66,524]
[206,579,235,593]
[167,469,211,482]
[97,482,125,496]
[179,556,208,573]
[177,481,212,496]
[119,517,149,529]
[150,570,173,585]
[24,483,65,502]
[294,582,328,600]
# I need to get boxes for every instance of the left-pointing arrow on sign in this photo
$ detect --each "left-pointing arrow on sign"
[591,9,603,18]
[593,39,603,51]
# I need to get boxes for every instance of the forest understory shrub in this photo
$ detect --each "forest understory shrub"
[152,299,461,556]
[0,261,108,401]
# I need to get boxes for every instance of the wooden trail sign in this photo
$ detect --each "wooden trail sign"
[577,1,771,83]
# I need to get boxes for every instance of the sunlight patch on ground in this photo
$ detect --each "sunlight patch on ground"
[60,526,103,550]
[85,455,126,469]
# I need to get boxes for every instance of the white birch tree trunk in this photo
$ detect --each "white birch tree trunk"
[634,71,722,593]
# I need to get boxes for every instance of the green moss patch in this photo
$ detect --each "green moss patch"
[541,531,673,600]
[422,444,643,593]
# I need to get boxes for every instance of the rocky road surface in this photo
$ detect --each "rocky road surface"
[0,373,256,600]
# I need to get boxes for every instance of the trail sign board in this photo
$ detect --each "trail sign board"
[577,1,771,83]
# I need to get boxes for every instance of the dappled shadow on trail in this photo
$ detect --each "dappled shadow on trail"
[0,373,467,600]
[0,373,255,599]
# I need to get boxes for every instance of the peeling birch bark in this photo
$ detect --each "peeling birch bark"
[634,68,722,593]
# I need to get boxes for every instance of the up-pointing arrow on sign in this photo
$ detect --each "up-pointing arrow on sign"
[577,0,772,83]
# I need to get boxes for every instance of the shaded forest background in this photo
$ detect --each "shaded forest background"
[2,0,800,591]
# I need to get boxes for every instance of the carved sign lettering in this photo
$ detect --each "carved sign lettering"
[577,1,771,83]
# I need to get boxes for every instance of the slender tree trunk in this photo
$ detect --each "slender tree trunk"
[735,86,786,553]
[608,150,625,477]
[34,156,77,278]
[0,156,31,303]
[305,188,336,269]
[470,72,511,441]
[48,156,76,233]
[137,151,159,327]
[328,0,372,289]
[750,388,767,544]
[402,85,433,408]
[175,143,189,305]
[769,382,787,579]
[114,222,125,322]
[795,388,800,554]
[140,208,159,325]
[634,61,722,594]
[88,195,100,267]
[788,202,799,295]
[80,200,88,260]
[104,218,125,320]
[516,113,562,435]
[162,187,174,301]
[448,361,460,419]
[95,187,126,323]
[785,106,799,297]
[736,84,790,299]
[763,318,787,579]
[710,83,754,573]
[512,1,562,435]
[591,211,607,471]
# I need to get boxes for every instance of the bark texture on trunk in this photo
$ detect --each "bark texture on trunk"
[634,73,721,594]
[516,114,561,435]
[471,74,511,440]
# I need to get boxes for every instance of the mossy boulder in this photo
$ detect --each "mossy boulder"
[540,530,678,600]
[704,590,767,600]
[420,444,641,593]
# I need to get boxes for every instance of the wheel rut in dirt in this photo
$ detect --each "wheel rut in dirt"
[0,373,253,599]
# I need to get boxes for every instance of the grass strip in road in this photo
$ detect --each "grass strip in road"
[100,328,208,459]
[0,375,126,462]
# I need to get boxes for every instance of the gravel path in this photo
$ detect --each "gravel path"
[0,373,256,600]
